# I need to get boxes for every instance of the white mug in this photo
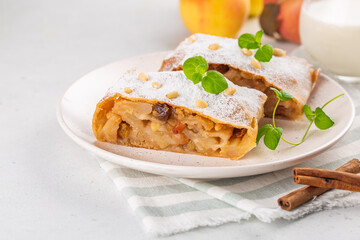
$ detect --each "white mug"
[300,0,360,83]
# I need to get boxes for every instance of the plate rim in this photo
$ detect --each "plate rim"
[56,51,356,178]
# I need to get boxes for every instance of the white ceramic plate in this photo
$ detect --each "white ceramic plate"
[57,51,355,179]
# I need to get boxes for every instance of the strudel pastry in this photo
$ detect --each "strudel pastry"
[160,33,320,119]
[92,71,267,160]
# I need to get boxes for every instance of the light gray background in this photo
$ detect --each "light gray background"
[1,0,359,239]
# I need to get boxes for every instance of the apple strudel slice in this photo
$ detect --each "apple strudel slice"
[160,33,320,119]
[92,71,267,160]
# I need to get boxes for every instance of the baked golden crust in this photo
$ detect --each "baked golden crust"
[92,71,267,160]
[160,33,319,119]
[93,95,259,159]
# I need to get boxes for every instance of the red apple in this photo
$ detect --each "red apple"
[278,0,302,44]
[260,0,302,44]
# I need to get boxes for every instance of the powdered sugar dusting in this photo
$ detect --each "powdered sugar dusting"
[161,33,314,105]
[107,71,267,128]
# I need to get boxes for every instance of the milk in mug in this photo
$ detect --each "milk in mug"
[300,0,360,80]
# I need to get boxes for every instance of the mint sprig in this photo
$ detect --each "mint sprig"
[238,30,273,62]
[202,71,228,94]
[183,56,208,84]
[257,88,343,150]
[313,108,334,130]
[256,124,283,150]
[270,87,293,101]
[254,44,273,63]
[238,33,261,49]
[183,56,228,94]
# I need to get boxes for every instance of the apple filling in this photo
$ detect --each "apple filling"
[208,64,303,119]
[94,97,256,159]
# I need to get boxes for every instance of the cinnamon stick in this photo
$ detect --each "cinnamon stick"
[293,168,360,192]
[278,158,360,211]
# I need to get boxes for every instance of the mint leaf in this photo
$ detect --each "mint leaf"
[270,87,281,99]
[195,64,207,75]
[238,33,260,49]
[182,56,229,94]
[256,124,273,143]
[303,105,313,121]
[183,56,208,83]
[238,31,275,63]
[202,71,228,94]
[257,124,283,150]
[258,92,342,151]
[270,87,293,101]
[279,90,293,101]
[192,72,203,84]
[264,127,283,150]
[255,44,273,62]
[255,30,263,44]
[314,107,334,130]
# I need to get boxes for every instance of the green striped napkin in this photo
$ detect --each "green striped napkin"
[99,84,360,237]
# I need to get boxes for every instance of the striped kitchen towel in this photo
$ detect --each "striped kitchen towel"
[99,82,360,237]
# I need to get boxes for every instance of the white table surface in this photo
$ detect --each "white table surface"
[1,0,359,239]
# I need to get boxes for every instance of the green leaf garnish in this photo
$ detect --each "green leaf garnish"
[238,33,260,49]
[255,30,263,44]
[270,87,293,101]
[195,64,208,75]
[256,124,273,143]
[271,87,281,99]
[192,72,203,84]
[257,124,283,150]
[182,56,229,94]
[314,107,334,130]
[264,127,283,150]
[201,71,228,94]
[303,105,313,121]
[254,44,273,62]
[238,30,274,62]
[279,90,293,101]
[256,89,343,150]
[183,56,208,83]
